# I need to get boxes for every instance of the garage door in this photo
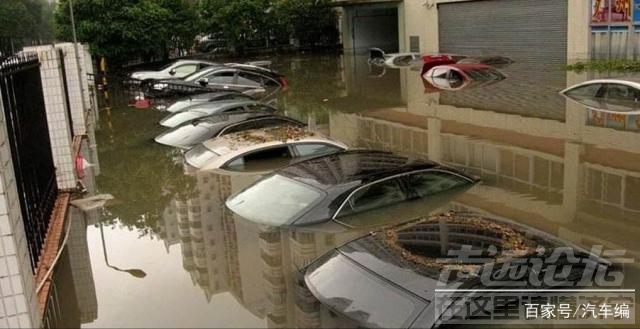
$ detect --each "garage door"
[438,0,568,121]
[438,0,567,66]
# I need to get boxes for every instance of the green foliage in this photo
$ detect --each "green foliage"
[566,60,640,73]
[273,0,338,47]
[53,0,339,65]
[199,0,339,53]
[0,0,54,40]
[55,0,199,66]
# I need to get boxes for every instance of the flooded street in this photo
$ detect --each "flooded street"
[53,54,640,328]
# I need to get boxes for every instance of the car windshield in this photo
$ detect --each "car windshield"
[184,68,213,82]
[159,61,178,71]
[185,144,219,168]
[226,174,323,225]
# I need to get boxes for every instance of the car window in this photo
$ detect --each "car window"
[449,69,464,81]
[238,71,265,87]
[337,179,406,217]
[565,83,603,99]
[224,146,293,171]
[408,170,470,197]
[245,104,275,113]
[431,68,449,78]
[174,64,198,75]
[218,121,260,136]
[221,105,247,114]
[294,143,341,158]
[206,71,236,84]
[604,83,639,103]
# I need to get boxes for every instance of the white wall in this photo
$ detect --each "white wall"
[0,95,40,329]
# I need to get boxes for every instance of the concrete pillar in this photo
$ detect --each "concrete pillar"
[427,117,442,162]
[567,0,591,61]
[562,141,584,222]
[24,46,77,190]
[402,0,438,53]
[0,93,40,328]
[56,43,89,136]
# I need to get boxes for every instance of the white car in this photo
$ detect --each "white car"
[158,100,275,128]
[369,48,422,68]
[184,126,348,171]
[560,78,640,114]
[158,91,256,112]
[129,60,216,81]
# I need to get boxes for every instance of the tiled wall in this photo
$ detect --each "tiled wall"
[58,43,89,136]
[0,94,39,328]
[4,42,97,327]
[24,46,77,190]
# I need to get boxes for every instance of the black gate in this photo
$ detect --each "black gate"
[0,52,59,270]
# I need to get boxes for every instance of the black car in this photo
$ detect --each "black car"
[304,213,621,328]
[154,113,305,150]
[146,64,287,98]
[225,150,480,230]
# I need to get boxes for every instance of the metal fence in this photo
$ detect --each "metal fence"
[0,51,59,270]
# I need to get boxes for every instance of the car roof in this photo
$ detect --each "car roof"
[560,78,640,94]
[277,150,438,190]
[191,112,294,126]
[185,99,260,112]
[305,214,612,328]
[432,63,492,71]
[173,59,217,65]
[201,126,336,156]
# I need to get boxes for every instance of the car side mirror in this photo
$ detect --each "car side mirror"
[197,78,208,86]
[169,69,176,76]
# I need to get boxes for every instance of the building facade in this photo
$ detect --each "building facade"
[336,0,597,61]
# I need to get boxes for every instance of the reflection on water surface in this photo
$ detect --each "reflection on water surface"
[52,53,640,328]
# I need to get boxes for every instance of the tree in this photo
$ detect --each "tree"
[199,0,339,54]
[55,0,198,67]
[0,0,54,40]
[199,0,272,54]
[274,0,339,48]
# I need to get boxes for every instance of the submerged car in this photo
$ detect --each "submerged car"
[305,213,620,328]
[129,59,216,82]
[369,48,422,68]
[154,113,305,149]
[156,91,256,112]
[159,100,276,128]
[457,55,514,68]
[560,79,640,114]
[422,63,506,91]
[225,150,479,229]
[147,64,287,97]
[184,126,347,171]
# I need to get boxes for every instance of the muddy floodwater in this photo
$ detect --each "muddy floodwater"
[48,54,640,328]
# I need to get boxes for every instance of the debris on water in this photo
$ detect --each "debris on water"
[377,212,539,273]
[70,194,115,212]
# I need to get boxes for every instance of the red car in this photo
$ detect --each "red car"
[422,63,507,92]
